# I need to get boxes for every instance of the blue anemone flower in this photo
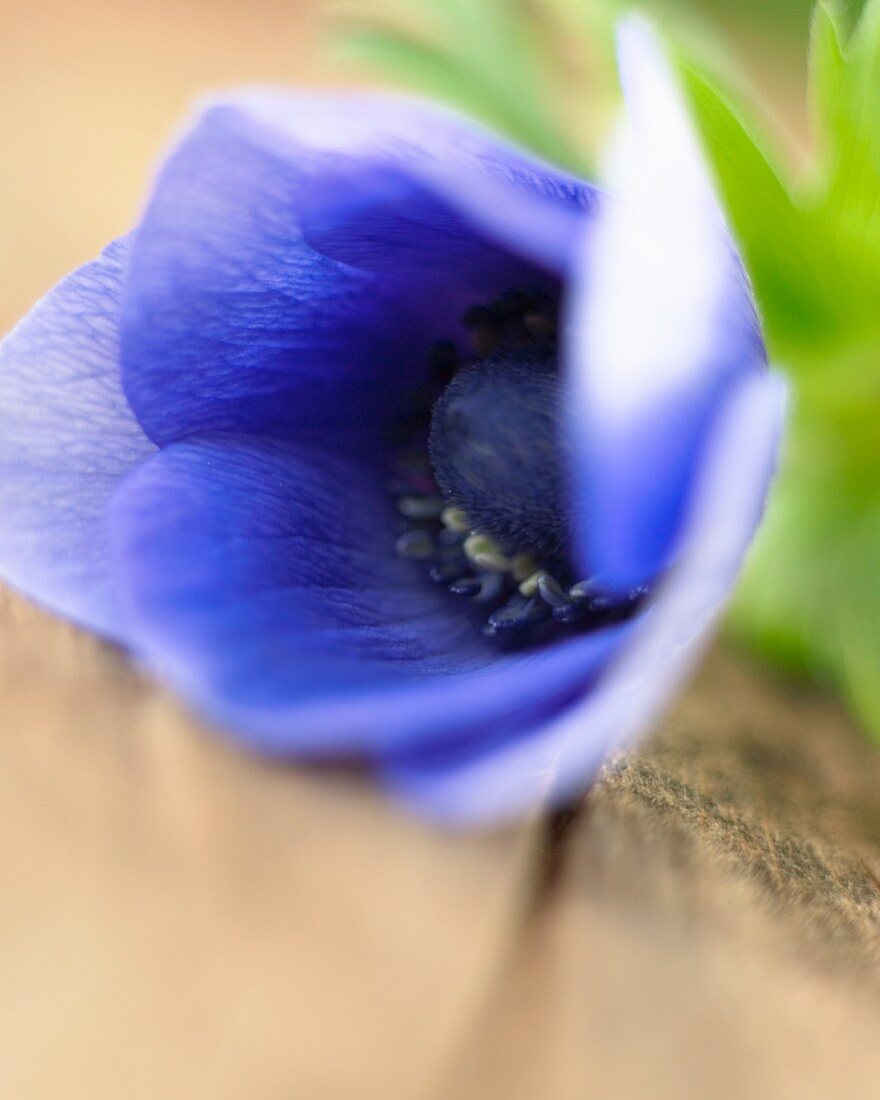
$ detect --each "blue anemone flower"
[0,22,784,822]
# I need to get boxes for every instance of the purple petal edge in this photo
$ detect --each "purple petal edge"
[0,237,155,639]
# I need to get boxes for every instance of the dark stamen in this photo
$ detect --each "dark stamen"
[398,495,444,521]
[552,600,591,625]
[448,576,483,598]
[388,286,652,647]
[395,529,435,560]
[484,593,550,638]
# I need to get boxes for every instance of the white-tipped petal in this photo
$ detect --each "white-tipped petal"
[567,17,764,587]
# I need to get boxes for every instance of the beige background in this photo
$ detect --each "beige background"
[2,2,880,1097]
[1,0,331,333]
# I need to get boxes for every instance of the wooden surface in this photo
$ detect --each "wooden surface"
[3,1,880,1095]
[3,591,880,1098]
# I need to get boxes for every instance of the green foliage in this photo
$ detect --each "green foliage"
[333,0,601,174]
[682,0,880,742]
[682,66,834,351]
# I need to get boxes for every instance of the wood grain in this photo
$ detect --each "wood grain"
[3,590,880,1097]
[447,653,880,1099]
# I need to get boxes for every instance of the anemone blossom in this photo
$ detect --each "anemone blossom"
[0,22,784,822]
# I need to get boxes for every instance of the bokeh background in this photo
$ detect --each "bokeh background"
[0,0,817,341]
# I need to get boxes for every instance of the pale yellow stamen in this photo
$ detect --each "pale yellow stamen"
[464,533,510,573]
[441,506,472,533]
[510,553,538,583]
[519,569,550,597]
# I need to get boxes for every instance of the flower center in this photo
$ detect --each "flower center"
[429,345,567,561]
[389,289,649,645]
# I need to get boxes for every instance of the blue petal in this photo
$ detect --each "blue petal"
[108,433,629,755]
[385,370,786,823]
[566,20,766,588]
[298,163,555,293]
[284,92,598,276]
[120,93,575,449]
[0,238,156,639]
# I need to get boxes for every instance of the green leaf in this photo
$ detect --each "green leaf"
[334,4,589,174]
[807,0,880,308]
[371,0,548,132]
[730,421,854,677]
[429,0,544,108]
[684,6,880,754]
[336,28,528,146]
[680,64,838,355]
[835,516,880,745]
[809,2,847,170]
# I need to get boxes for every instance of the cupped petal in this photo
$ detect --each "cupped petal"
[567,18,766,589]
[384,369,786,823]
[278,91,599,276]
[108,433,630,755]
[0,238,156,639]
[120,93,583,449]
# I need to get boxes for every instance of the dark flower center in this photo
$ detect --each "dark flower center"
[429,345,567,561]
[389,288,649,646]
